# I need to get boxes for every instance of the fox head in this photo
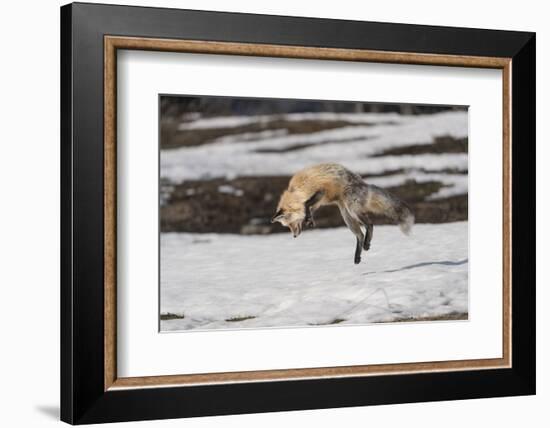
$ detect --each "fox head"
[271,190,306,238]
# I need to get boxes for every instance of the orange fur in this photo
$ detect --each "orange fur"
[272,163,414,264]
[272,163,349,237]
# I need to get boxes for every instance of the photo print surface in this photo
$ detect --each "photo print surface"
[159,95,469,332]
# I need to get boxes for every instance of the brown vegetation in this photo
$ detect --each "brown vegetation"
[161,174,467,234]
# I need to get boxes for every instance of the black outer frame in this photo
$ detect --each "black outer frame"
[60,2,535,424]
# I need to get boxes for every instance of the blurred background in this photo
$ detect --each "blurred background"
[160,95,468,235]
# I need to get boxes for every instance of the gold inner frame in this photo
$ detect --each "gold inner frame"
[104,35,512,391]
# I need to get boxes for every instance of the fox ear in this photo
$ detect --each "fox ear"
[271,209,284,223]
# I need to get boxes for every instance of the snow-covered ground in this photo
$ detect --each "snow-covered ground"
[159,109,469,331]
[161,110,468,200]
[176,111,411,130]
[160,222,468,331]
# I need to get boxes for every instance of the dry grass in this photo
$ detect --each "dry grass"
[161,175,467,234]
[160,312,185,321]
[389,312,468,323]
[225,315,257,322]
[309,318,347,326]
[371,135,467,157]
[160,118,375,150]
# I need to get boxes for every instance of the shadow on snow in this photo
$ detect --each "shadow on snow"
[362,258,468,276]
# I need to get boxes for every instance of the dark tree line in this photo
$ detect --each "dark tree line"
[160,95,466,119]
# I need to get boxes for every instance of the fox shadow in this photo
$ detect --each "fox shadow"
[362,258,468,276]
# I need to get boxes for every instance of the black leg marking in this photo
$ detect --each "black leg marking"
[354,238,362,264]
[363,224,373,251]
[339,205,365,264]
[304,210,315,228]
[303,190,324,228]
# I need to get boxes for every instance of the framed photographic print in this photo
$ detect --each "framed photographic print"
[60,2,535,424]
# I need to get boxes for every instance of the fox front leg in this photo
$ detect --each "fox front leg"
[303,190,324,228]
[304,209,315,228]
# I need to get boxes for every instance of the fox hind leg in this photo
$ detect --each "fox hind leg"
[356,213,373,251]
[363,223,373,251]
[339,206,365,264]
[354,237,363,264]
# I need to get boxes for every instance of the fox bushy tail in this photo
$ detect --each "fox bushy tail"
[365,185,415,234]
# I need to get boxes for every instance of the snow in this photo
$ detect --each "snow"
[160,222,468,331]
[161,110,468,199]
[160,110,469,331]
[217,184,244,196]
[367,171,468,200]
[177,111,410,131]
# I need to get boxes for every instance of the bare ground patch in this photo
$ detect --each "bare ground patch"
[254,136,370,153]
[309,318,347,326]
[361,167,467,178]
[160,312,185,320]
[225,315,257,322]
[371,135,467,157]
[161,174,467,234]
[160,118,382,149]
[388,311,468,322]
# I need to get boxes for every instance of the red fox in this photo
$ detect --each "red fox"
[271,163,414,264]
